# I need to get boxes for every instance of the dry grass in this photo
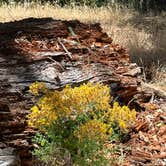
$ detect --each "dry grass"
[0,3,129,23]
[0,3,165,90]
[149,65,166,92]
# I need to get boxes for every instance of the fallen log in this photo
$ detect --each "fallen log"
[0,18,141,165]
[0,17,141,102]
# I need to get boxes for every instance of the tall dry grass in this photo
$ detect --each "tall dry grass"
[0,3,165,90]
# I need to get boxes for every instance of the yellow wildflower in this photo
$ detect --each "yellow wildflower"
[27,82,136,133]
[29,81,47,96]
[109,102,136,131]
[75,120,107,142]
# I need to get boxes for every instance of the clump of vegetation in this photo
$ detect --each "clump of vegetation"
[27,82,136,165]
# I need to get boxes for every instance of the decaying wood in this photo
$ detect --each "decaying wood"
[0,18,141,102]
[0,18,142,165]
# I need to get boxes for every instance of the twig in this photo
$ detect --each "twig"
[47,57,65,72]
[127,97,136,107]
[57,37,73,60]
[139,58,147,82]
[68,26,76,36]
[150,92,155,103]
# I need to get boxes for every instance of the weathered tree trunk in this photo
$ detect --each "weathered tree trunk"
[0,18,141,100]
[0,18,141,165]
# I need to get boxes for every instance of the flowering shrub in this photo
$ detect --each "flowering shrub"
[27,82,136,165]
[27,82,110,129]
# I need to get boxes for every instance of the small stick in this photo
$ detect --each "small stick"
[57,37,73,60]
[47,57,65,72]
[68,26,76,36]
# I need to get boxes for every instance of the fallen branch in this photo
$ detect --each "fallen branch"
[47,57,65,72]
[57,37,73,60]
[34,51,68,57]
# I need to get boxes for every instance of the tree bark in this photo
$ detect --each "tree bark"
[0,18,141,165]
